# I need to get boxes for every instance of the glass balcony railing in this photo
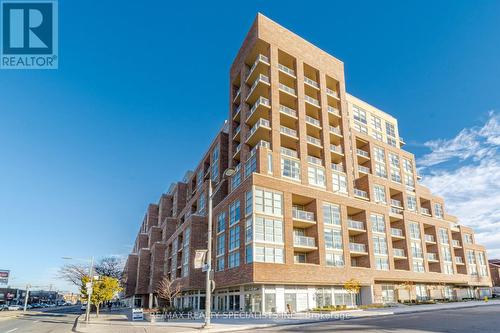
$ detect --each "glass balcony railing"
[280,125,298,138]
[391,228,404,237]
[307,155,322,166]
[278,63,296,77]
[456,256,464,264]
[233,87,241,101]
[248,97,271,119]
[233,125,241,136]
[349,243,366,253]
[327,106,340,116]
[304,95,320,107]
[246,118,270,141]
[393,248,406,257]
[306,135,322,146]
[330,145,343,154]
[304,77,319,88]
[279,83,296,96]
[354,189,368,199]
[358,165,370,174]
[233,105,241,118]
[294,235,316,247]
[391,199,403,208]
[348,219,364,230]
[427,253,438,261]
[420,207,431,216]
[248,74,270,98]
[390,207,403,215]
[234,143,241,154]
[326,88,339,98]
[331,163,344,172]
[356,149,369,158]
[250,140,271,156]
[424,234,435,243]
[292,208,315,221]
[329,126,341,135]
[452,240,461,247]
[280,147,298,158]
[305,115,321,127]
[279,104,297,118]
[247,54,269,80]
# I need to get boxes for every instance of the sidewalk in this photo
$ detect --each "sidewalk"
[74,300,500,333]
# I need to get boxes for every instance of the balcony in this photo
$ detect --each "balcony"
[304,95,321,108]
[327,106,341,117]
[304,77,319,89]
[391,228,404,238]
[233,143,242,160]
[281,147,298,159]
[246,54,270,84]
[390,207,403,217]
[427,253,439,262]
[347,219,365,235]
[354,189,369,200]
[393,248,406,258]
[329,126,342,137]
[246,74,270,104]
[326,88,339,99]
[278,63,296,78]
[420,207,431,216]
[399,136,406,146]
[349,242,367,255]
[233,125,241,141]
[424,234,436,243]
[356,149,370,159]
[452,240,461,248]
[456,257,465,265]
[305,115,321,128]
[330,144,344,155]
[391,199,403,208]
[306,135,322,147]
[233,105,241,121]
[307,155,323,166]
[279,83,296,96]
[292,208,315,222]
[331,163,344,172]
[293,235,317,251]
[247,97,271,126]
[279,104,297,119]
[245,118,271,146]
[233,87,241,103]
[250,140,271,157]
[280,125,298,139]
[358,165,370,174]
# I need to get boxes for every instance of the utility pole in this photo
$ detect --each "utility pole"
[203,177,213,328]
[23,284,31,312]
[85,256,94,323]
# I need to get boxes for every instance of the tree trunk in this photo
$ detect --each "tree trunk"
[96,304,100,318]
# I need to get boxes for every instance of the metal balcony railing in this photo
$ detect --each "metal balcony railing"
[356,149,369,158]
[452,240,461,247]
[329,126,341,135]
[420,207,431,215]
[330,145,343,154]
[348,219,365,230]
[294,235,316,247]
[427,253,438,261]
[279,104,297,118]
[307,135,322,146]
[349,243,366,253]
[279,83,296,96]
[280,125,298,138]
[391,228,404,237]
[393,248,406,257]
[304,95,320,107]
[248,97,271,119]
[327,106,340,116]
[247,54,269,80]
[391,199,403,208]
[326,88,339,98]
[331,163,344,172]
[307,155,323,166]
[248,74,270,97]
[354,189,368,199]
[424,234,435,243]
[280,147,298,158]
[305,115,321,127]
[292,208,315,221]
[304,77,319,88]
[278,63,295,77]
[358,165,370,174]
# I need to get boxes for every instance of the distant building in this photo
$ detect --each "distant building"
[489,260,500,286]
[0,288,26,305]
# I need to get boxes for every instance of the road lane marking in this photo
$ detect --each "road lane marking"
[6,328,19,333]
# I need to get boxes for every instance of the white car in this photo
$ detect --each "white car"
[80,304,87,311]
[8,305,23,311]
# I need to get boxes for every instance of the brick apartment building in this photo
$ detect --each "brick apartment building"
[489,260,500,287]
[123,14,492,312]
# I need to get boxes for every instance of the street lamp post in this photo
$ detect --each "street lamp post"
[203,168,235,329]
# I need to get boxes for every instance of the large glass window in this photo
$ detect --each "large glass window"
[228,251,240,268]
[281,157,301,180]
[324,229,343,250]
[413,259,425,272]
[255,189,283,216]
[245,190,253,216]
[371,214,386,233]
[375,257,389,270]
[409,222,421,239]
[411,241,423,259]
[332,172,347,193]
[434,203,443,219]
[326,253,344,267]
[374,185,386,204]
[375,163,387,178]
[229,225,240,251]
[353,105,367,124]
[217,212,226,233]
[244,154,257,178]
[211,144,220,181]
[322,203,341,226]
[245,216,253,243]
[229,200,241,226]
[217,234,225,256]
[254,246,284,263]
[255,216,283,243]
[438,228,449,244]
[407,195,417,211]
[308,165,326,187]
[373,235,388,255]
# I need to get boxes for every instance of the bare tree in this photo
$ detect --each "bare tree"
[95,257,124,280]
[155,276,182,307]
[58,263,88,288]
[58,256,124,288]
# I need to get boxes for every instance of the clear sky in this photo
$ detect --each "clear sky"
[1,1,499,292]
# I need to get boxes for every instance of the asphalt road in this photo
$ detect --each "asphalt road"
[0,306,81,333]
[248,304,500,333]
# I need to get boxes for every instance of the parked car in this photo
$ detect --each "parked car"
[8,304,23,311]
[80,304,87,311]
[0,304,8,311]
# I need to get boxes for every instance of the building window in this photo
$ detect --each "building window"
[413,259,425,272]
[390,168,402,183]
[372,130,383,142]
[231,167,241,190]
[211,144,220,181]
[245,190,253,216]
[373,235,388,255]
[464,234,473,244]
[478,252,488,276]
[255,216,283,243]
[411,241,423,259]
[404,174,415,188]
[375,257,389,270]
[407,195,417,211]
[217,234,225,257]
[229,200,241,226]
[255,188,283,216]
[374,185,386,204]
[402,158,413,174]
[245,245,253,263]
[245,216,253,243]
[389,153,399,168]
[255,246,284,263]
[441,246,452,262]
[294,252,307,264]
[375,163,387,178]
[443,263,454,275]
[434,203,443,219]
[217,256,225,271]
[371,214,386,233]
[409,222,421,239]
[228,251,240,268]
[353,105,367,124]
[324,228,343,250]
[198,192,206,214]
[371,115,382,131]
[267,152,273,174]
[308,165,326,187]
[326,252,344,267]
[229,225,240,251]
[374,146,385,163]
[438,228,449,244]
[281,157,301,181]
[354,122,368,134]
[244,154,257,178]
[385,121,396,138]
[415,284,428,300]
[332,172,347,193]
[466,250,476,264]
[322,203,341,226]
[197,168,204,189]
[217,212,226,234]
[387,137,397,147]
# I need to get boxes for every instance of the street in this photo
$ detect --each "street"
[249,304,500,333]
[0,306,80,333]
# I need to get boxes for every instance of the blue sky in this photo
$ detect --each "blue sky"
[1,1,499,291]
